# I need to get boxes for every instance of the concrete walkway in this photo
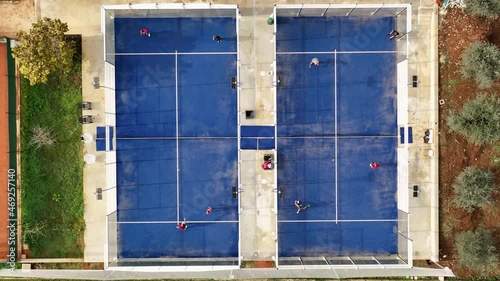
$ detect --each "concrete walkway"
[238,1,277,262]
[32,0,441,270]
[1,266,455,279]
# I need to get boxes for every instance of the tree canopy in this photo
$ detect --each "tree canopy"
[12,17,75,85]
[460,42,500,88]
[464,0,500,18]
[447,94,500,144]
[452,166,496,212]
[456,228,498,274]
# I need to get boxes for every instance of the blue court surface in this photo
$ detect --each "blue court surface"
[276,16,399,257]
[114,17,238,258]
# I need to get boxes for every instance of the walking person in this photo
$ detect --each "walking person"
[294,200,310,214]
[140,28,151,37]
[370,162,380,169]
[176,218,188,230]
[387,29,399,40]
[213,34,222,43]
[206,206,212,215]
[309,57,319,68]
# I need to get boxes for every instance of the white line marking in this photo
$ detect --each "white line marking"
[278,219,400,223]
[115,136,239,140]
[334,49,338,225]
[112,220,239,224]
[175,50,180,223]
[276,50,402,55]
[277,135,398,139]
[114,52,237,56]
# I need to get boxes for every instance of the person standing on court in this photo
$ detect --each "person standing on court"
[176,218,188,230]
[294,200,310,214]
[309,58,319,68]
[213,34,222,43]
[140,28,151,37]
[370,162,380,169]
[206,206,212,215]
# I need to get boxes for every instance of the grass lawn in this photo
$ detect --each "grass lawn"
[20,43,84,257]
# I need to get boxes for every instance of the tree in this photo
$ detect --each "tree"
[22,221,47,244]
[456,228,498,274]
[447,94,500,144]
[12,17,75,85]
[460,42,500,88]
[453,167,496,212]
[29,125,56,149]
[463,0,500,18]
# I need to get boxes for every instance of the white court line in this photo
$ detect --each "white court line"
[278,219,399,223]
[113,52,237,56]
[277,135,398,139]
[334,49,338,224]
[175,50,180,223]
[111,220,239,224]
[114,136,240,140]
[276,50,401,55]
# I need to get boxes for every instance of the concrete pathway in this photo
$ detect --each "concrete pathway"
[238,1,277,262]
[1,266,455,279]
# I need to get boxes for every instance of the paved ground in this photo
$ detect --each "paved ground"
[6,0,440,270]
[2,267,455,279]
[0,0,35,38]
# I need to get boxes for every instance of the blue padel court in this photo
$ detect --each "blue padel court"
[276,16,399,257]
[114,16,239,258]
[103,3,412,265]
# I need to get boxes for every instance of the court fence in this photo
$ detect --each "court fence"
[101,3,238,65]
[273,4,413,269]
[101,3,240,270]
[100,2,413,271]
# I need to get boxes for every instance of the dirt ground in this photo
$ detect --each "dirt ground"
[0,0,36,38]
[438,7,500,277]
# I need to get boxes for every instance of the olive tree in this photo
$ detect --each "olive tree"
[460,42,500,88]
[453,166,496,212]
[447,94,500,144]
[463,0,500,18]
[456,228,498,274]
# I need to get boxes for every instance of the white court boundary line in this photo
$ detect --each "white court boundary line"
[114,136,240,140]
[278,135,398,139]
[111,220,239,224]
[334,49,338,224]
[113,52,237,56]
[278,219,400,223]
[175,50,180,223]
[276,50,402,55]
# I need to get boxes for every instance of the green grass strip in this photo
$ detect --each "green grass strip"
[20,49,84,257]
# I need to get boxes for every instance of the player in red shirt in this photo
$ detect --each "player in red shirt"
[261,159,272,170]
[176,218,187,230]
[140,28,151,37]
[206,206,212,215]
[370,162,380,169]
